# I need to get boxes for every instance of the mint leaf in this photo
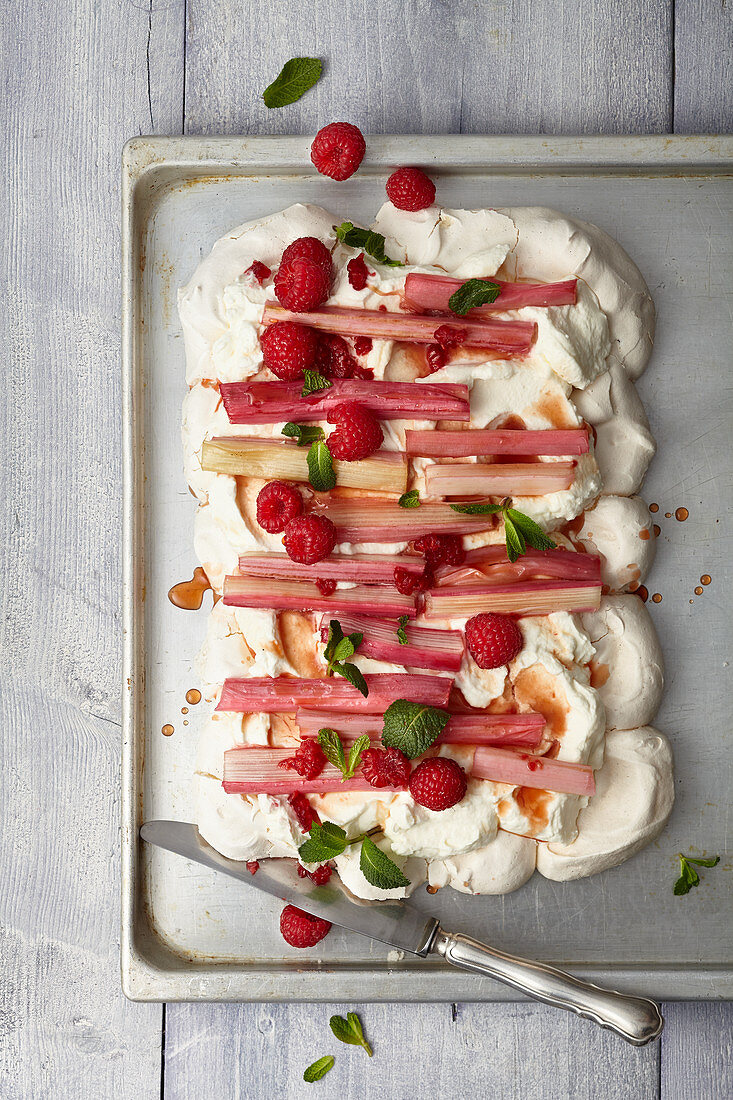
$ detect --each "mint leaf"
[263,57,322,109]
[335,222,403,267]
[323,619,344,666]
[302,370,332,397]
[396,615,409,645]
[330,1012,373,1056]
[449,501,504,515]
[686,855,721,868]
[381,699,449,759]
[303,1055,335,1083]
[359,836,411,890]
[333,637,356,663]
[503,511,525,563]
[398,490,421,509]
[674,852,721,895]
[282,422,325,447]
[307,440,336,491]
[333,661,369,698]
[345,734,371,780]
[317,728,346,773]
[505,507,557,553]
[298,821,349,863]
[448,278,501,316]
[346,1012,372,1056]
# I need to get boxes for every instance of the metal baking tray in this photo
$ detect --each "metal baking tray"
[121,134,733,1002]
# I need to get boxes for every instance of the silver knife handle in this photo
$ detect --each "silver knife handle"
[431,928,663,1046]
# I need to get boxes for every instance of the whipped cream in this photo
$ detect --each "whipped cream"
[576,495,656,591]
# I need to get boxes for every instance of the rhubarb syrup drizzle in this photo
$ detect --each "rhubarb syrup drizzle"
[675,507,689,521]
[168,567,212,610]
[162,724,174,737]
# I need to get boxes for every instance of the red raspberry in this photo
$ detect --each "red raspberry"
[282,514,336,564]
[274,258,330,313]
[413,533,465,567]
[288,792,320,832]
[361,747,410,789]
[243,260,271,284]
[246,860,259,874]
[310,122,366,181]
[386,167,436,211]
[425,344,447,373]
[281,237,333,275]
[298,862,333,885]
[465,612,523,669]
[394,565,432,596]
[256,481,303,534]
[347,254,372,291]
[408,757,467,811]
[434,324,466,350]
[354,336,373,357]
[315,333,358,379]
[315,577,336,596]
[280,904,331,948]
[260,320,319,380]
[278,738,326,780]
[327,402,383,461]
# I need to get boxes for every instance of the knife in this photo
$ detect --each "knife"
[141,820,663,1045]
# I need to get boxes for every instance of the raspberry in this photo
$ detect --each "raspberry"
[282,514,336,564]
[310,122,366,181]
[278,738,326,780]
[425,344,447,373]
[434,324,466,350]
[394,565,432,596]
[347,253,371,291]
[243,260,271,284]
[315,577,336,596]
[288,792,320,832]
[465,612,523,669]
[274,257,330,313]
[413,533,465,568]
[361,747,410,789]
[408,757,467,811]
[327,402,383,461]
[260,321,319,380]
[256,481,303,534]
[386,167,436,211]
[280,904,331,948]
[246,860,259,874]
[298,862,333,885]
[315,333,358,379]
[354,336,373,357]
[281,237,333,275]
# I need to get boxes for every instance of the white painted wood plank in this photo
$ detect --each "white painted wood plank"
[164,1001,660,1099]
[184,0,672,136]
[661,1002,733,1100]
[0,1,184,1096]
[674,0,733,131]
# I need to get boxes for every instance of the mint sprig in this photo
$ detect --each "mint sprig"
[673,853,721,896]
[450,497,557,563]
[330,1012,373,1056]
[396,615,409,645]
[303,1055,334,1083]
[307,439,336,492]
[323,619,368,697]
[298,821,410,891]
[398,489,421,509]
[298,821,351,863]
[282,422,325,447]
[448,278,501,315]
[381,699,450,759]
[317,728,370,780]
[302,370,332,397]
[360,836,411,890]
[263,58,322,109]
[335,222,403,267]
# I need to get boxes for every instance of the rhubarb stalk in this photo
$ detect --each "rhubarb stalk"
[405,428,589,458]
[317,612,464,672]
[403,273,578,314]
[425,461,576,497]
[296,709,545,748]
[435,547,601,586]
[238,551,424,584]
[423,580,602,618]
[216,674,453,714]
[222,747,399,794]
[471,745,595,796]
[317,498,497,542]
[223,575,416,618]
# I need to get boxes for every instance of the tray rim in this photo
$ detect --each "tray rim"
[121,133,733,1003]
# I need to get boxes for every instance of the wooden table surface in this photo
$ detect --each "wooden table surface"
[2,1,732,1096]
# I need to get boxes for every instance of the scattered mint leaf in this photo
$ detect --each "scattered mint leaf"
[282,422,325,447]
[317,728,346,773]
[298,821,349,863]
[449,501,504,516]
[449,497,556,563]
[303,1055,335,1083]
[360,835,411,890]
[263,57,322,109]
[674,852,721,895]
[332,636,356,663]
[322,621,368,696]
[307,440,336,491]
[396,615,410,645]
[448,278,501,316]
[503,511,525,563]
[333,661,369,698]
[329,1012,373,1056]
[381,699,450,759]
[345,734,371,779]
[335,222,403,267]
[505,507,557,553]
[302,370,332,397]
[398,490,421,509]
[686,855,721,868]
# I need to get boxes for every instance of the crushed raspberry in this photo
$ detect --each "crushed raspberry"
[243,261,271,284]
[465,612,523,669]
[394,565,432,596]
[413,533,465,568]
[386,166,436,211]
[310,122,366,181]
[274,257,331,313]
[280,904,331,948]
[408,757,467,811]
[315,577,337,595]
[354,336,373,357]
[298,862,333,885]
[281,237,333,275]
[260,320,319,380]
[425,344,447,373]
[327,402,383,461]
[361,747,410,789]
[246,860,259,875]
[347,253,372,291]
[256,481,303,534]
[282,514,337,565]
[278,738,327,780]
[315,332,358,379]
[288,792,320,832]
[434,324,467,350]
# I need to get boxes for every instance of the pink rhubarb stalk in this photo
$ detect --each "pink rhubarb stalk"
[238,551,424,584]
[471,745,596,796]
[425,461,576,497]
[216,674,453,714]
[423,580,602,618]
[317,498,497,542]
[296,709,546,748]
[262,302,537,356]
[317,612,464,672]
[222,748,399,794]
[435,547,601,586]
[220,379,470,423]
[223,576,416,618]
[403,273,578,314]
[405,428,589,458]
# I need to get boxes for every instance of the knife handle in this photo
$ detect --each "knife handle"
[431,928,663,1046]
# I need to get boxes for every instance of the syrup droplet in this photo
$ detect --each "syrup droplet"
[695,586,704,596]
[701,574,711,586]
[649,503,659,513]
[675,507,689,522]
[639,528,651,541]
[183,720,189,726]
[426,885,440,895]
[665,512,672,519]
[162,724,174,736]
[651,593,662,603]
[168,567,212,610]
[181,706,188,714]
[653,524,661,537]
[186,688,202,705]
[635,585,649,603]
